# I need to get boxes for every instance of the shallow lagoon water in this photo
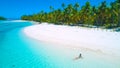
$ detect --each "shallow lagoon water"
[0,21,120,68]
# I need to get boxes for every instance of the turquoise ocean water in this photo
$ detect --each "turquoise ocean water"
[0,21,120,68]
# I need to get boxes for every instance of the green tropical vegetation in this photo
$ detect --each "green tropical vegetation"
[21,0,120,28]
[0,16,6,20]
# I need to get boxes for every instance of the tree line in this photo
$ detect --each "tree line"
[0,16,6,20]
[21,0,120,28]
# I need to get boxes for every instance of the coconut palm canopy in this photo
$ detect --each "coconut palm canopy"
[21,0,120,28]
[0,0,115,19]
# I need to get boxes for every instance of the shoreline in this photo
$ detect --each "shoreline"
[23,22,120,57]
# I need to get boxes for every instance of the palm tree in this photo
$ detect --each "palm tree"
[74,3,80,12]
[62,3,65,10]
[116,0,120,26]
[97,1,107,26]
[64,4,74,24]
[61,3,65,23]
[80,1,92,26]
[50,6,54,12]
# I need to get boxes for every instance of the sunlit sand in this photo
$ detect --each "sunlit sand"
[23,23,120,56]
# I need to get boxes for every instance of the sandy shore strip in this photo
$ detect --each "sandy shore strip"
[23,23,120,56]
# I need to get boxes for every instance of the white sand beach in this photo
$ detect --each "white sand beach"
[23,23,120,57]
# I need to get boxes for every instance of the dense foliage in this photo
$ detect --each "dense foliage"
[0,16,6,20]
[21,0,120,28]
